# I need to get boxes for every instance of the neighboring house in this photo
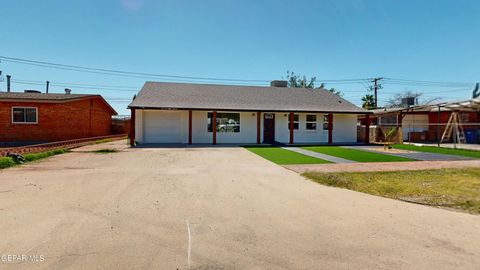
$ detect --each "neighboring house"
[0,90,117,144]
[128,81,370,145]
[360,97,480,143]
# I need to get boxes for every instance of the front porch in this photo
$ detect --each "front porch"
[130,109,368,146]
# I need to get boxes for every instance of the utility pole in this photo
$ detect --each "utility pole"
[370,77,384,108]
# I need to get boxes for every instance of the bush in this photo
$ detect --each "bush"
[0,157,16,169]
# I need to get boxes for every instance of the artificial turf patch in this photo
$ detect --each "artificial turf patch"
[245,146,331,165]
[302,146,415,162]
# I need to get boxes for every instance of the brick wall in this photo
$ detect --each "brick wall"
[0,97,114,142]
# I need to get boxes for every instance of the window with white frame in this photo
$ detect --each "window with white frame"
[287,114,299,130]
[306,114,317,130]
[12,107,38,124]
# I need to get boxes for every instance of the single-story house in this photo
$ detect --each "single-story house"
[128,81,370,145]
[0,90,117,144]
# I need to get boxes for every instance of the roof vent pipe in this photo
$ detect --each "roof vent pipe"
[6,75,11,92]
[270,80,288,87]
[65,88,72,95]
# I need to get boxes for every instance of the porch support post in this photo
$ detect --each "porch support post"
[365,114,370,144]
[289,112,294,144]
[212,111,217,145]
[256,111,261,144]
[129,108,135,147]
[396,112,402,128]
[437,105,441,147]
[188,110,192,145]
[328,113,333,144]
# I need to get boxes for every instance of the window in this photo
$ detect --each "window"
[287,114,299,130]
[306,114,317,130]
[12,107,38,124]
[207,112,240,133]
[379,115,397,126]
[322,114,331,130]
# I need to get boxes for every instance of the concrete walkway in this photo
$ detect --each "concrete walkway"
[343,145,473,161]
[282,147,356,163]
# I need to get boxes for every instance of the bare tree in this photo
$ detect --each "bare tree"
[386,91,440,108]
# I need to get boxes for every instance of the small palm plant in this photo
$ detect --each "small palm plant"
[383,128,397,150]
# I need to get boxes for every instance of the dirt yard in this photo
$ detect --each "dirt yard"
[285,159,480,173]
[0,141,479,269]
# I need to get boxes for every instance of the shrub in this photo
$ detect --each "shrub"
[0,157,16,169]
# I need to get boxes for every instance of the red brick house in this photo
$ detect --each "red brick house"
[0,91,117,144]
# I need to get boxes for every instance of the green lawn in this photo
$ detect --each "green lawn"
[302,146,415,162]
[393,144,480,159]
[245,146,331,165]
[303,168,480,214]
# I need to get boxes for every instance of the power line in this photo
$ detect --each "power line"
[11,78,138,89]
[384,77,472,87]
[11,80,139,92]
[0,56,271,83]
[10,79,381,94]
[2,56,475,88]
[0,55,378,85]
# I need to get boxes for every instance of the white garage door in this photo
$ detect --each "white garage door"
[143,111,182,143]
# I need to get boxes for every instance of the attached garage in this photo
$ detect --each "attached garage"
[143,111,183,143]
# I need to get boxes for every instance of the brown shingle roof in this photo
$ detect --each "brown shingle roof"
[129,82,368,113]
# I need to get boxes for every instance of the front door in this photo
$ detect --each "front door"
[263,113,275,143]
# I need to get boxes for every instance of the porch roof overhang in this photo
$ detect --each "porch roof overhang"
[367,97,480,117]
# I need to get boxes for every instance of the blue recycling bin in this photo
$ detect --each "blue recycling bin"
[465,131,475,144]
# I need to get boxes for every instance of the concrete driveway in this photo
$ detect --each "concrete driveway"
[0,141,479,269]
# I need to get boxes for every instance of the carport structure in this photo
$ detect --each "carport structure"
[128,81,372,145]
[360,97,480,144]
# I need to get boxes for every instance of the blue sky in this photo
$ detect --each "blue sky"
[1,0,479,114]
